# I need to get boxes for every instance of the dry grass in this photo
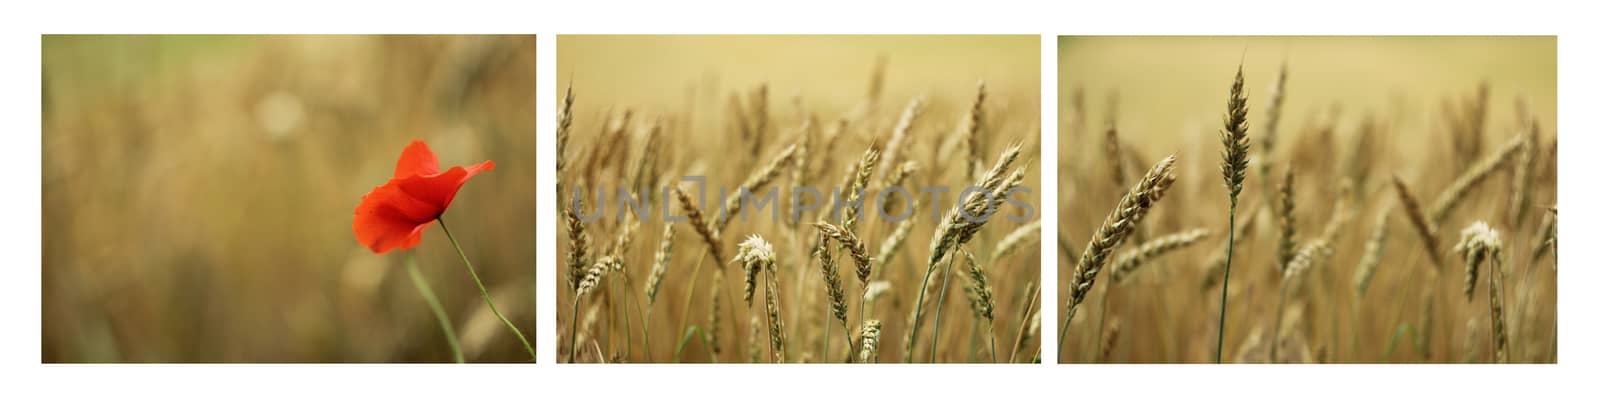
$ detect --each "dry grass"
[557,35,1041,363]
[1057,36,1555,363]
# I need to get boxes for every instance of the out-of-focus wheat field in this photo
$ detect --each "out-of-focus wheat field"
[42,35,536,362]
[1057,36,1556,363]
[557,35,1042,363]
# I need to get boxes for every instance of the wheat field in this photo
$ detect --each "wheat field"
[1056,36,1556,363]
[556,35,1043,363]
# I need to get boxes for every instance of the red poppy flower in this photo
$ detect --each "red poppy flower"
[354,140,494,254]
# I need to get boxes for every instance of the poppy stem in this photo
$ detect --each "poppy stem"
[438,217,537,361]
[406,252,464,363]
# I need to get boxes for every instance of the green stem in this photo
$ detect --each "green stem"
[1095,287,1110,360]
[904,257,943,362]
[906,251,957,363]
[1009,285,1039,363]
[1271,280,1287,362]
[643,306,655,362]
[837,318,856,363]
[674,325,697,360]
[1215,201,1238,363]
[674,251,709,361]
[437,218,535,361]
[929,251,959,362]
[967,321,980,363]
[406,253,464,363]
[568,297,581,363]
[1057,306,1074,360]
[989,322,999,363]
[618,276,639,362]
[822,312,832,362]
[1351,300,1362,362]
[858,283,868,347]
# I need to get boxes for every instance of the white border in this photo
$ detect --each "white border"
[8,0,1596,398]
[1039,33,1060,365]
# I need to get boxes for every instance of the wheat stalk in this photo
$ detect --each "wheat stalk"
[576,257,614,299]
[991,220,1042,263]
[1430,134,1525,224]
[735,235,784,363]
[882,161,919,216]
[1453,222,1507,361]
[1353,203,1393,298]
[627,121,662,195]
[1318,179,1357,243]
[1489,245,1509,363]
[1272,239,1330,362]
[879,98,924,184]
[957,248,998,362]
[1392,176,1445,270]
[1220,65,1251,201]
[1213,63,1251,363]
[673,185,726,266]
[744,312,760,363]
[708,269,724,359]
[1201,200,1261,291]
[959,249,995,323]
[1276,166,1298,273]
[875,205,917,269]
[608,216,639,258]
[907,144,1024,362]
[1104,123,1128,188]
[565,200,591,292]
[1061,154,1178,358]
[1099,317,1122,362]
[714,143,798,232]
[814,229,852,360]
[789,117,815,215]
[556,85,575,206]
[1510,119,1541,227]
[815,222,873,284]
[569,256,617,363]
[1532,206,1557,265]
[1455,221,1502,301]
[858,319,882,363]
[645,224,676,305]
[840,146,882,233]
[962,81,988,181]
[1109,228,1212,285]
[1256,63,1287,199]
[862,281,891,308]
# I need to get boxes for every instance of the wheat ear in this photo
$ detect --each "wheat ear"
[565,200,591,292]
[1215,63,1250,363]
[1353,203,1393,298]
[1109,228,1212,285]
[1062,154,1178,357]
[674,184,726,267]
[1430,134,1525,224]
[1392,176,1445,270]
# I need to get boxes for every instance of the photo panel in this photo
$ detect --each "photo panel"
[1055,36,1556,363]
[556,34,1043,363]
[42,35,538,363]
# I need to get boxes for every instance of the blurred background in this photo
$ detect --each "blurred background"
[558,35,1042,363]
[42,35,536,362]
[560,35,1040,118]
[1057,36,1555,362]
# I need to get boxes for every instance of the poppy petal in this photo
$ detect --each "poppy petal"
[355,140,493,255]
[353,179,442,254]
[394,160,496,212]
[393,140,442,179]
